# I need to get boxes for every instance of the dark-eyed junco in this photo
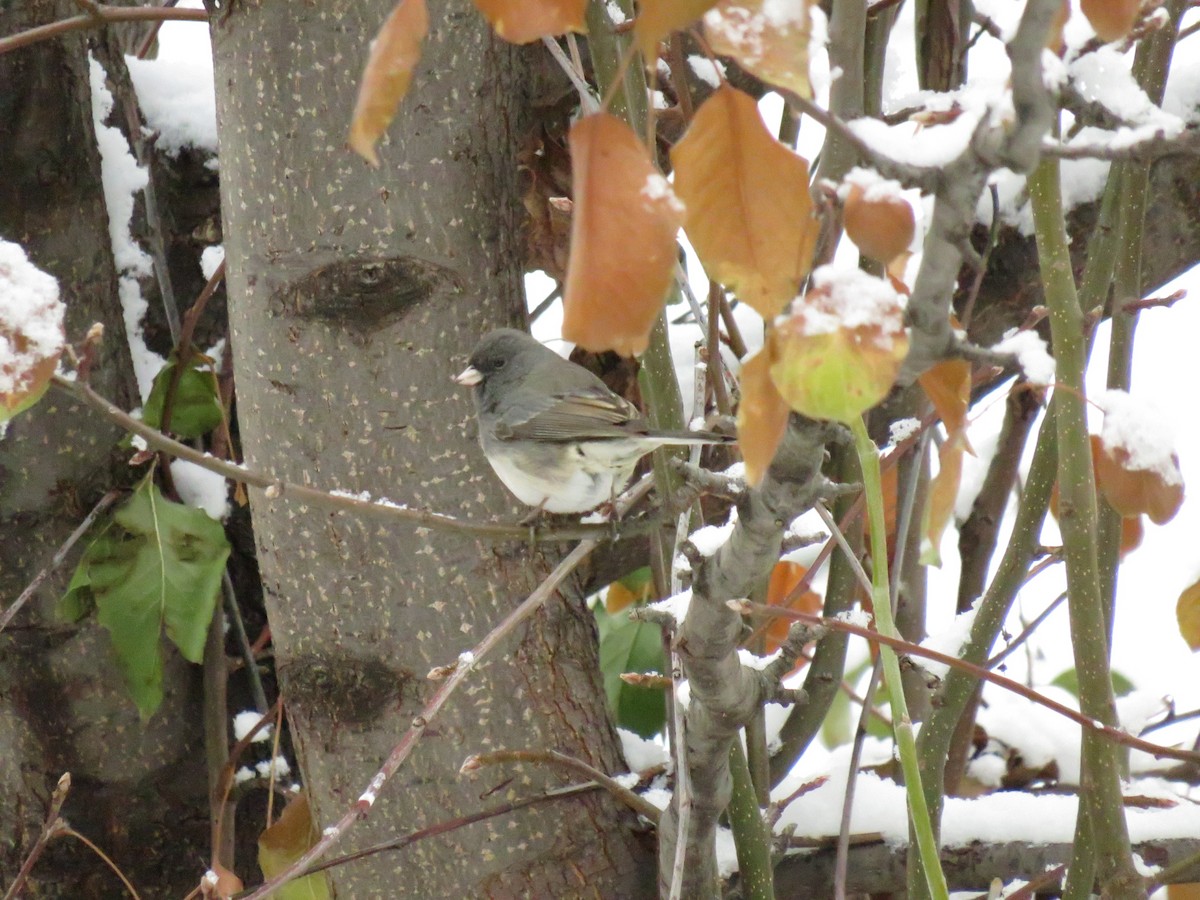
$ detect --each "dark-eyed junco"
[454,328,733,514]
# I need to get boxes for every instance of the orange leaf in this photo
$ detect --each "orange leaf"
[1047,446,1144,561]
[606,569,655,613]
[1093,434,1184,525]
[764,561,822,653]
[473,0,587,43]
[562,113,684,356]
[1119,513,1144,559]
[1046,0,1070,55]
[736,347,790,487]
[348,0,430,167]
[921,435,964,567]
[843,181,915,264]
[1081,0,1139,42]
[201,863,243,899]
[0,243,64,424]
[919,359,972,444]
[1177,577,1200,652]
[671,85,818,318]
[635,0,721,62]
[703,0,813,97]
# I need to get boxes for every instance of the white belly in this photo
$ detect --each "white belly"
[485,441,641,513]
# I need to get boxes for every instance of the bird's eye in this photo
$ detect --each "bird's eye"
[492,358,506,370]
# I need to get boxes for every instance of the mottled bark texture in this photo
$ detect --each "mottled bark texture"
[0,4,209,896]
[210,2,651,895]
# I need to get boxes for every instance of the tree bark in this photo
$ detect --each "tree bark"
[210,1,651,895]
[0,4,208,895]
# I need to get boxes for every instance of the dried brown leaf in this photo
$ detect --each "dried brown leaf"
[348,0,430,167]
[672,85,818,318]
[703,0,812,98]
[1093,433,1185,525]
[473,0,587,43]
[736,346,790,486]
[635,0,721,62]
[562,113,684,356]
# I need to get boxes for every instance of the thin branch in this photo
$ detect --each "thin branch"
[0,4,208,55]
[1146,843,1200,892]
[296,783,605,878]
[540,37,599,114]
[986,591,1068,669]
[734,601,1200,765]
[2,773,72,900]
[835,663,883,900]
[1042,129,1200,162]
[1,489,121,635]
[239,539,598,899]
[51,373,661,543]
[784,92,938,192]
[812,502,873,595]
[56,826,142,899]
[221,569,269,714]
[462,748,661,822]
[667,643,692,900]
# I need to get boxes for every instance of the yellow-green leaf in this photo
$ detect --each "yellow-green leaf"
[1177,577,1200,651]
[258,794,331,900]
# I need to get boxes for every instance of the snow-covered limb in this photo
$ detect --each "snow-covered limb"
[656,417,836,896]
[772,836,1200,894]
[1042,127,1200,161]
[900,0,1063,383]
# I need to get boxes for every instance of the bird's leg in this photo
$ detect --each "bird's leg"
[518,501,550,547]
[599,487,621,541]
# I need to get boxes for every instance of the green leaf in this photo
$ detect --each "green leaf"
[58,535,104,622]
[63,476,230,718]
[258,795,331,900]
[596,603,666,738]
[142,354,223,438]
[1050,667,1136,699]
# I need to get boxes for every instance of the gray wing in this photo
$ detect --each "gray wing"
[496,385,646,442]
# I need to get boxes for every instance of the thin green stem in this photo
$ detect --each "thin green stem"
[727,740,774,900]
[1029,149,1140,897]
[850,416,948,900]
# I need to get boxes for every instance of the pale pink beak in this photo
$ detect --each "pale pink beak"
[453,365,482,387]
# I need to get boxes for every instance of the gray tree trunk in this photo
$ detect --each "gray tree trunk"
[210,1,652,895]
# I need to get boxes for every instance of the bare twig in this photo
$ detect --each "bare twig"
[1,489,121,635]
[1041,129,1200,161]
[3,773,72,900]
[240,539,599,899]
[540,37,598,114]
[986,591,1068,669]
[462,748,661,822]
[0,4,208,55]
[733,601,1200,765]
[666,643,692,900]
[51,373,662,543]
[296,783,605,878]
[55,826,142,899]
